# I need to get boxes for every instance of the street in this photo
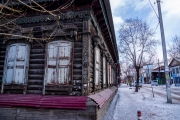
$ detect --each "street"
[103,84,180,120]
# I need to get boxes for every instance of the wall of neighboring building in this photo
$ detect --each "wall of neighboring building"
[169,66,180,85]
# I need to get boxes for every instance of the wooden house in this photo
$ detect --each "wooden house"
[0,0,119,119]
[169,58,180,85]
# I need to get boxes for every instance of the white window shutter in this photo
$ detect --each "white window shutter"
[107,62,109,85]
[58,41,72,84]
[46,42,58,85]
[14,45,28,84]
[103,57,106,84]
[95,48,100,85]
[4,45,16,84]
[109,65,112,84]
[45,41,72,86]
[4,44,29,85]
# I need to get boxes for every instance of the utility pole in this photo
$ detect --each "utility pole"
[156,0,172,103]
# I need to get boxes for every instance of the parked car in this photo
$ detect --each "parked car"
[133,82,142,87]
[151,80,158,86]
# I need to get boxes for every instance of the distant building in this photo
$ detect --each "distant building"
[169,58,180,86]
[151,66,166,85]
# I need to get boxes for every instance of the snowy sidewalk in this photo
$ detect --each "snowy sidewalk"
[103,84,180,120]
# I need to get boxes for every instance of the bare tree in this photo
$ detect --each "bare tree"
[121,64,133,85]
[118,18,158,92]
[168,36,180,59]
[0,0,74,42]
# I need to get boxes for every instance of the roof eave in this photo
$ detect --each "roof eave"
[100,0,119,63]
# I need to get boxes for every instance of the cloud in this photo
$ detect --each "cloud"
[112,16,124,37]
[162,0,180,16]
[109,0,180,61]
[109,0,126,15]
[161,0,180,40]
[110,0,125,38]
[133,0,149,11]
[113,16,124,28]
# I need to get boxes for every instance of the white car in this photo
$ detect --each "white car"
[151,80,158,86]
[133,82,142,87]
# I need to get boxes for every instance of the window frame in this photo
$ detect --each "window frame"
[43,40,73,92]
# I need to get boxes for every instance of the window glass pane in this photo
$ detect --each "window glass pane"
[173,69,175,74]
[176,68,179,74]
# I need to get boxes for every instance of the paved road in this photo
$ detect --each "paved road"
[143,84,180,101]
[103,84,180,120]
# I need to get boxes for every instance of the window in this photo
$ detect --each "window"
[44,41,72,86]
[107,63,112,85]
[3,43,29,85]
[109,65,112,84]
[95,47,100,85]
[172,68,175,74]
[103,57,106,84]
[176,68,179,74]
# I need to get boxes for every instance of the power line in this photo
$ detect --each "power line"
[154,22,159,33]
[148,0,160,33]
[148,0,159,19]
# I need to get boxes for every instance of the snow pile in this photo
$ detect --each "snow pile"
[103,84,180,120]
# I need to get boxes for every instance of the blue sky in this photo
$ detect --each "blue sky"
[109,0,180,61]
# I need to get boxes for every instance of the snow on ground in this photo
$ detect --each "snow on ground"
[103,84,180,120]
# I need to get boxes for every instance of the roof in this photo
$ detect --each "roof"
[103,0,119,62]
[169,58,180,67]
[153,66,164,70]
[0,94,87,110]
[88,89,113,108]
